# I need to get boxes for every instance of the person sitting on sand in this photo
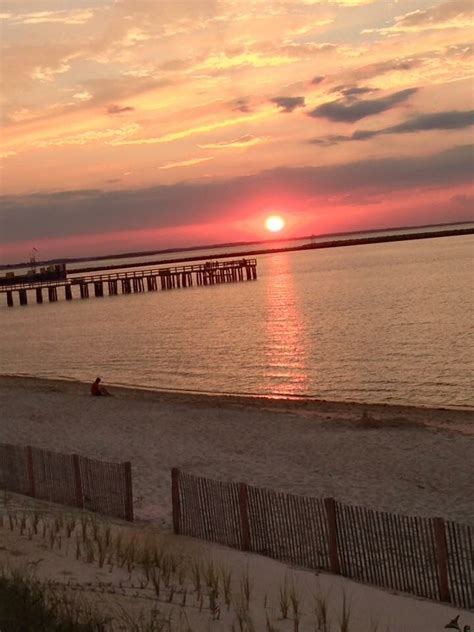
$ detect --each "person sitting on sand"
[91,377,112,397]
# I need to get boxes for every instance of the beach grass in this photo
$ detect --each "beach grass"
[0,500,458,631]
[0,569,109,631]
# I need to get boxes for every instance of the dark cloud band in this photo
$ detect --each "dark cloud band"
[1,145,472,245]
[271,96,305,112]
[311,110,474,145]
[308,88,417,122]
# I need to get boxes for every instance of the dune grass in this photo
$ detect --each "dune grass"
[0,500,446,631]
[0,570,108,631]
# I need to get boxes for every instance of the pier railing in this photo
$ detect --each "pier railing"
[1,258,258,306]
[0,443,133,521]
[171,469,473,610]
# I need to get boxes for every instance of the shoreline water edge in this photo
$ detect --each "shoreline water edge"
[2,372,474,414]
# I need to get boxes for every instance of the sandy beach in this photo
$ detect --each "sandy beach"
[1,375,473,630]
[0,375,472,526]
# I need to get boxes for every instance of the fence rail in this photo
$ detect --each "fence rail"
[0,443,133,521]
[171,469,473,610]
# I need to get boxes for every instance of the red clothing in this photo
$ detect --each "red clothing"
[91,381,102,396]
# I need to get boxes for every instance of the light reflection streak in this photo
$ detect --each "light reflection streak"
[264,253,308,395]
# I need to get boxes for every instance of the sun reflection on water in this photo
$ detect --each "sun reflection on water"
[263,254,309,395]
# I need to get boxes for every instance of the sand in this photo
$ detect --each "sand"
[0,493,467,632]
[0,376,473,630]
[0,376,472,526]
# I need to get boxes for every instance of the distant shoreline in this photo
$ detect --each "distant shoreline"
[70,225,473,274]
[1,222,472,271]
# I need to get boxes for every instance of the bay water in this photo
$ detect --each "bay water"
[0,234,472,409]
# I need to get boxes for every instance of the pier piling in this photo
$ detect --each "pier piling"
[1,258,257,307]
[108,280,118,295]
[121,279,131,294]
[48,287,58,302]
[19,289,28,306]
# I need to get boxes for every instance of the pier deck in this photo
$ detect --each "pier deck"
[1,258,257,307]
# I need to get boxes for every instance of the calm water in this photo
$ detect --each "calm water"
[0,235,473,408]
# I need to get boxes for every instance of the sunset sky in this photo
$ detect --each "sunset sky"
[1,0,473,262]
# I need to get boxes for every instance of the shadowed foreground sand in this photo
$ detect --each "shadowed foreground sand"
[0,493,467,632]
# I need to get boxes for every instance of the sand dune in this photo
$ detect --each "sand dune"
[0,493,466,632]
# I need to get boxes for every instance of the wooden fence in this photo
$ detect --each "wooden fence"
[171,469,473,610]
[0,443,133,521]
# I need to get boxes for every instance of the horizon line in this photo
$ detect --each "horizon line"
[1,219,472,269]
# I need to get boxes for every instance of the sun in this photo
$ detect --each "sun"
[265,215,285,233]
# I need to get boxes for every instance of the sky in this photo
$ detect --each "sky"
[0,0,473,262]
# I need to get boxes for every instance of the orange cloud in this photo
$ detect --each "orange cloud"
[7,10,94,25]
[31,62,71,82]
[198,135,269,149]
[159,157,214,170]
[110,112,269,146]
[34,123,141,148]
[364,0,472,34]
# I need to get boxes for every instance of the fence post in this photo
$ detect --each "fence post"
[124,461,134,522]
[171,468,181,534]
[239,482,251,552]
[433,517,451,603]
[72,454,85,509]
[26,446,35,498]
[324,497,341,575]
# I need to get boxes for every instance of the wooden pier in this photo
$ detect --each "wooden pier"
[0,259,257,307]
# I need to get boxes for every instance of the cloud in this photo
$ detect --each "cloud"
[287,19,333,36]
[73,91,93,102]
[122,28,151,47]
[198,135,268,149]
[308,88,417,122]
[231,98,252,113]
[309,135,350,147]
[311,75,325,85]
[270,96,305,113]
[159,157,214,170]
[386,109,474,134]
[6,10,94,25]
[364,0,472,34]
[110,112,268,146]
[107,104,135,115]
[310,109,474,144]
[34,123,141,148]
[31,62,71,82]
[302,0,375,4]
[193,51,296,72]
[331,85,375,98]
[1,144,471,244]
[170,42,337,79]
